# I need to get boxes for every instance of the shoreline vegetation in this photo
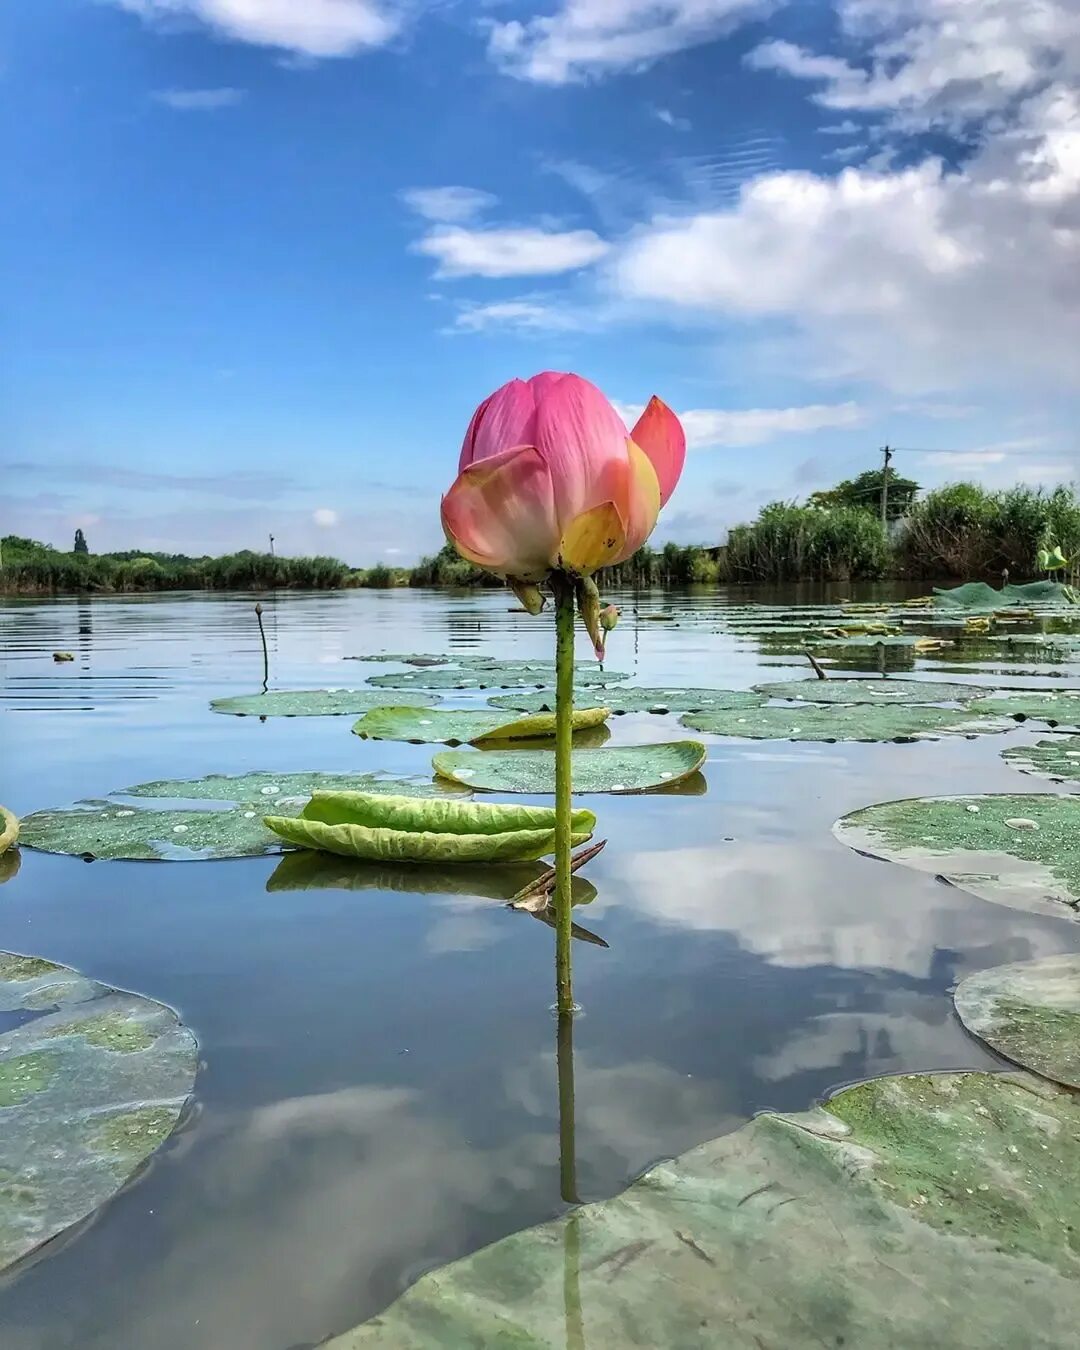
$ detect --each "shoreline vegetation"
[4,478,1080,596]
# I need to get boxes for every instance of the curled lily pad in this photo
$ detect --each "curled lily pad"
[834,793,1080,917]
[754,678,980,706]
[265,850,597,904]
[352,705,609,745]
[264,792,595,863]
[0,850,20,886]
[971,689,1080,727]
[934,580,1079,608]
[210,689,437,717]
[1002,737,1080,783]
[117,771,455,802]
[367,667,627,691]
[329,1071,1080,1349]
[432,742,707,794]
[488,687,764,715]
[955,956,1080,1088]
[0,952,196,1272]
[0,806,18,855]
[680,704,1008,742]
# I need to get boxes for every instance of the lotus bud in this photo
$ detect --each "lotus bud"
[576,577,604,661]
[510,579,546,615]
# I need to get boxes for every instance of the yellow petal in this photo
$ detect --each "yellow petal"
[557,501,627,575]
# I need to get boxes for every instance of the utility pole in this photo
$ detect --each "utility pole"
[880,445,893,528]
[268,533,275,557]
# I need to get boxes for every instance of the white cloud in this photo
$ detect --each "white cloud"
[312,507,340,527]
[615,400,865,447]
[112,0,403,58]
[414,225,611,278]
[152,87,246,109]
[818,119,862,136]
[451,299,586,333]
[487,0,768,84]
[400,186,497,223]
[653,106,691,131]
[921,450,1009,467]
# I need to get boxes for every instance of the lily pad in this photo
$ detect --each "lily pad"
[0,951,196,1272]
[352,706,610,745]
[210,689,437,717]
[834,792,1080,916]
[431,742,707,794]
[0,806,17,855]
[755,678,980,706]
[328,1071,1080,1349]
[934,580,1079,609]
[680,704,1008,742]
[264,792,595,863]
[18,802,289,861]
[488,687,764,715]
[345,653,454,666]
[118,771,454,802]
[955,956,1080,1088]
[971,689,1080,727]
[367,667,627,691]
[1002,737,1080,783]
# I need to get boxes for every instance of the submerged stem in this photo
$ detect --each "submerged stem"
[552,573,576,1014]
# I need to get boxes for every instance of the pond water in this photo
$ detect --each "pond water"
[1,584,1079,1349]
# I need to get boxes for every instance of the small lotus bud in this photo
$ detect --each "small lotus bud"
[509,579,546,615]
[576,577,604,660]
[599,604,620,632]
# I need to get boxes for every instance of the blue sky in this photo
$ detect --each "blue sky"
[3,1,1078,564]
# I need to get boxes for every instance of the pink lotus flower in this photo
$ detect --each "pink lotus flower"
[441,372,685,582]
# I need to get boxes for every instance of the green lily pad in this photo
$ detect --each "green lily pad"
[210,689,437,717]
[1002,737,1080,783]
[755,678,980,705]
[955,956,1080,1088]
[680,704,1008,742]
[367,667,627,691]
[971,689,1080,727]
[345,653,454,666]
[488,687,764,715]
[432,742,707,794]
[834,793,1080,916]
[18,802,289,861]
[118,771,455,802]
[934,580,1079,608]
[328,1070,1080,1349]
[352,705,610,745]
[0,806,17,855]
[0,952,196,1272]
[264,792,596,863]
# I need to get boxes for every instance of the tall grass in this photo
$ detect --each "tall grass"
[725,503,890,582]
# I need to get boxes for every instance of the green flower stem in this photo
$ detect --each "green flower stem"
[552,572,576,1015]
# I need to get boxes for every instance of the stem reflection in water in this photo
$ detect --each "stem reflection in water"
[558,1006,585,1348]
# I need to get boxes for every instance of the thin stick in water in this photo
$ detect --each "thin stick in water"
[255,602,269,691]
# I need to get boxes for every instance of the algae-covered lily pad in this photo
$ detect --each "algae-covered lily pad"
[0,951,196,1272]
[210,689,437,717]
[755,678,979,706]
[0,806,18,855]
[432,741,707,794]
[680,703,1007,742]
[118,770,454,802]
[352,705,609,745]
[328,1070,1080,1350]
[955,956,1080,1088]
[971,688,1080,727]
[367,666,627,691]
[264,792,595,863]
[488,687,764,715]
[834,793,1080,916]
[1002,737,1080,783]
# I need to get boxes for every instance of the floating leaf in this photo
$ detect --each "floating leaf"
[488,687,764,715]
[0,806,17,855]
[118,771,454,802]
[328,1071,1080,1349]
[210,689,436,717]
[955,956,1080,1088]
[834,792,1080,917]
[19,802,288,861]
[680,704,1008,742]
[344,653,454,666]
[1002,737,1080,783]
[754,678,980,706]
[0,952,196,1272]
[971,689,1080,727]
[367,666,627,691]
[432,742,707,794]
[264,791,595,863]
[352,705,609,745]
[934,580,1079,608]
